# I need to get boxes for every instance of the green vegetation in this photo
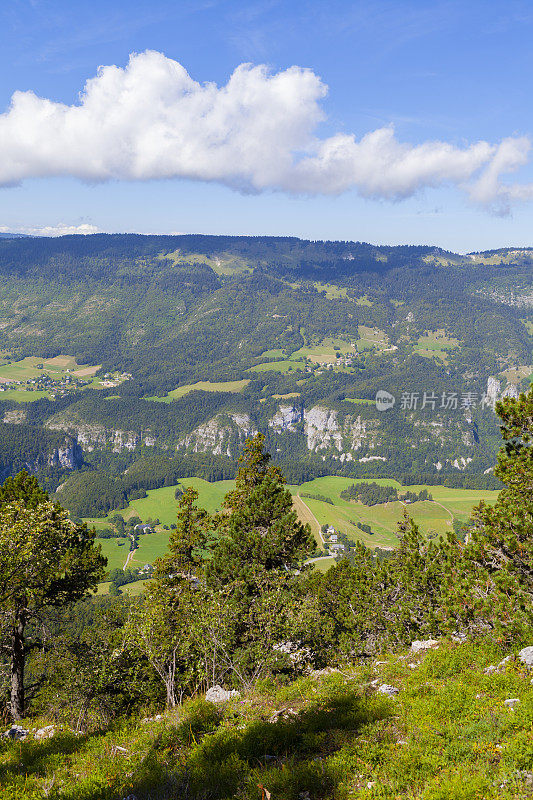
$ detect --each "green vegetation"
[146,379,250,403]
[0,389,532,798]
[6,639,533,799]
[250,360,304,373]
[357,325,389,351]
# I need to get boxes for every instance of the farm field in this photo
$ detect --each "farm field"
[344,397,374,405]
[91,475,500,589]
[250,360,304,373]
[290,337,355,364]
[312,281,349,299]
[356,325,389,351]
[146,379,249,403]
[289,476,499,549]
[413,330,459,362]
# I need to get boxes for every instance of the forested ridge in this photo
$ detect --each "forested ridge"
[0,233,528,511]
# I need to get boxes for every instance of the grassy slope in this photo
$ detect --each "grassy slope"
[291,477,498,549]
[7,638,533,799]
[146,380,250,403]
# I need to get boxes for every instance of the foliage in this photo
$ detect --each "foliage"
[0,472,106,718]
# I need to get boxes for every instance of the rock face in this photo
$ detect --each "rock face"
[302,406,380,457]
[205,685,240,703]
[47,437,84,469]
[502,384,520,400]
[46,420,142,453]
[177,413,257,458]
[0,435,84,478]
[269,404,303,432]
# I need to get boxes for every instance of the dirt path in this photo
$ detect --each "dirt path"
[293,495,324,545]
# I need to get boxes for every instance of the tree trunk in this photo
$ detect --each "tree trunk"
[10,612,26,720]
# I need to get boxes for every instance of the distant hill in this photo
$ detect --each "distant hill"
[0,232,528,496]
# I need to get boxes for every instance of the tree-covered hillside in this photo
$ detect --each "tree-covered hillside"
[0,234,529,497]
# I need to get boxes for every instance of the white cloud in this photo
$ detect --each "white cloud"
[0,50,531,209]
[1,223,100,237]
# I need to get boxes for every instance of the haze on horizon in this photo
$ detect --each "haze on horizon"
[1,0,533,253]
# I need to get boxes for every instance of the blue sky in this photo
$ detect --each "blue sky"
[1,0,533,251]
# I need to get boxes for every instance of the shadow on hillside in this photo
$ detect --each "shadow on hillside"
[104,690,390,800]
[0,730,90,782]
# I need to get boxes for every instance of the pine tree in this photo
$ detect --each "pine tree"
[0,472,106,719]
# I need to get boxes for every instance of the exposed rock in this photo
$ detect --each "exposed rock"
[504,698,520,707]
[377,684,399,696]
[519,646,533,668]
[47,420,140,453]
[411,639,439,653]
[34,725,55,740]
[310,667,341,678]
[502,384,519,400]
[269,404,303,432]
[205,685,240,703]
[177,413,257,458]
[4,725,29,740]
[486,376,501,404]
[3,409,27,424]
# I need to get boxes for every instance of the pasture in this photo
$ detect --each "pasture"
[357,325,389,351]
[414,330,459,362]
[90,474,499,590]
[251,360,304,373]
[146,379,249,403]
[289,476,499,549]
[290,337,355,364]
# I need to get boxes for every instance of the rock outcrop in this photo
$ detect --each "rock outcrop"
[176,413,257,458]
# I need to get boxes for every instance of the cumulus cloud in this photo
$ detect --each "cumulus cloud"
[0,50,532,209]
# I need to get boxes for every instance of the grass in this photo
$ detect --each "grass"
[7,637,533,799]
[260,348,286,358]
[357,326,389,351]
[92,477,498,582]
[290,338,356,365]
[413,330,460,363]
[312,281,350,299]
[146,380,249,403]
[343,397,375,405]
[290,477,498,549]
[160,249,253,276]
[499,364,532,384]
[90,479,235,579]
[250,360,305,373]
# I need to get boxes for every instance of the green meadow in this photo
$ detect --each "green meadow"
[90,475,498,585]
[146,379,249,403]
[290,476,499,549]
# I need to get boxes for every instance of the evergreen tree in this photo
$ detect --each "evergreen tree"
[0,472,106,719]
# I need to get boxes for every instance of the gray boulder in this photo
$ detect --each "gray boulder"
[377,684,399,696]
[504,698,520,707]
[4,725,28,740]
[411,639,439,653]
[205,685,240,703]
[519,647,533,668]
